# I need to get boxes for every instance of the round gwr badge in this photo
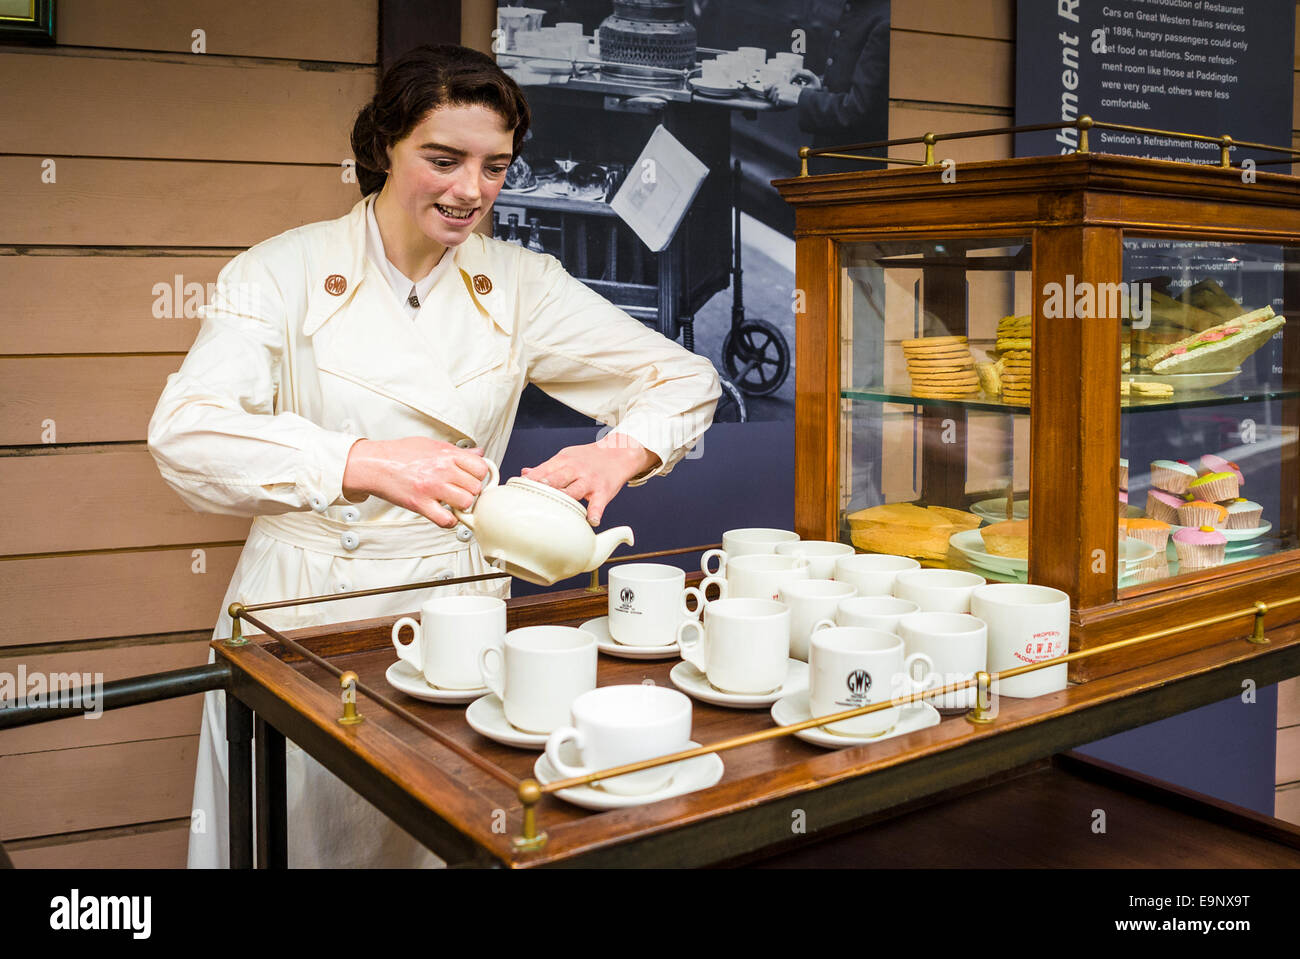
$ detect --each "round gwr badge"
[324,274,347,296]
[472,274,493,295]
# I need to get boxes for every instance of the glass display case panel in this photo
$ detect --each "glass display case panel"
[839,239,1033,582]
[1118,238,1299,590]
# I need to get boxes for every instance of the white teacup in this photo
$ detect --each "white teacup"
[545,685,692,795]
[719,553,810,601]
[608,563,687,646]
[738,45,767,65]
[479,626,597,734]
[778,578,857,662]
[392,595,506,690]
[832,595,920,634]
[701,528,800,575]
[972,584,1071,698]
[809,626,934,737]
[893,569,987,613]
[774,539,855,580]
[897,611,988,710]
[833,554,921,596]
[677,597,790,695]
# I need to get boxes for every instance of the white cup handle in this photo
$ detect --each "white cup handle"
[544,726,589,781]
[478,644,505,699]
[682,576,727,616]
[450,457,500,528]
[391,617,422,672]
[701,548,727,577]
[901,651,936,697]
[810,618,837,640]
[676,619,707,672]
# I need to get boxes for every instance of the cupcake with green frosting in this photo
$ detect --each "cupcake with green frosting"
[1188,470,1240,503]
[1150,459,1197,494]
[1224,498,1263,530]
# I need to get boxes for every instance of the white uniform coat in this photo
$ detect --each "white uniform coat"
[148,196,720,867]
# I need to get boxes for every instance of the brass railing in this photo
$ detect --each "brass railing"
[796,116,1300,175]
[223,546,1298,854]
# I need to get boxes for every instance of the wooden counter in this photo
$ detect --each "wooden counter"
[215,587,1300,868]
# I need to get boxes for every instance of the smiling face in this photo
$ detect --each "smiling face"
[375,102,515,268]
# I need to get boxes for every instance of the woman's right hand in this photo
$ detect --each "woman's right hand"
[342,437,489,528]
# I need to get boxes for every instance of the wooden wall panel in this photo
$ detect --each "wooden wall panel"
[56,0,377,63]
[1279,783,1300,825]
[0,157,361,248]
[2,53,373,164]
[0,639,210,754]
[0,447,251,556]
[889,32,1013,108]
[0,736,198,840]
[0,255,220,355]
[1280,677,1300,728]
[891,0,1013,40]
[0,356,182,446]
[8,820,190,869]
[889,107,1014,163]
[0,547,240,646]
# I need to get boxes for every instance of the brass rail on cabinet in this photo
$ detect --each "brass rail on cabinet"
[796,116,1300,175]
[223,546,1298,856]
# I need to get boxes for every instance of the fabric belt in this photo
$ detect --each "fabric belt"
[253,511,468,560]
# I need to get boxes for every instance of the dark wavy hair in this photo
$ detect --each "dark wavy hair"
[350,44,531,197]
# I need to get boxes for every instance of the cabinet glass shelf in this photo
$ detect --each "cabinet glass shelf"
[842,386,1300,414]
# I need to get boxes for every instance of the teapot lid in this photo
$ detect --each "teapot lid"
[504,476,588,519]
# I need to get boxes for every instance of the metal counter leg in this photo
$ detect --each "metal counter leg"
[226,692,254,869]
[255,715,288,869]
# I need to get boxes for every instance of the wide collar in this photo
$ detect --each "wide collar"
[302,196,511,337]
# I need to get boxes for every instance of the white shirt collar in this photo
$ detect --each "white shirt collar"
[365,194,453,317]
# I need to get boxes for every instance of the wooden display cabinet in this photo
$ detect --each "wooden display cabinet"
[776,153,1300,681]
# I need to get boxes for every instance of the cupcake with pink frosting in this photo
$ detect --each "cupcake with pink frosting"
[1146,489,1184,524]
[1200,454,1244,487]
[1150,459,1197,494]
[1172,525,1226,569]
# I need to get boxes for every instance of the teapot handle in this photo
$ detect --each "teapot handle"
[451,457,500,528]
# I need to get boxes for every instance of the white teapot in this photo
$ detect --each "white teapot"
[453,459,635,586]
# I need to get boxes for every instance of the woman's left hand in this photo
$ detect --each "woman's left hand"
[522,434,661,526]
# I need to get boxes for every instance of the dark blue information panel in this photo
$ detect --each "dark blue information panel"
[1015,0,1295,163]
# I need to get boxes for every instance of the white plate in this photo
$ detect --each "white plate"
[534,740,724,810]
[465,694,547,750]
[770,691,941,749]
[1166,520,1272,544]
[970,497,1029,524]
[669,660,808,709]
[1127,369,1242,391]
[384,661,489,704]
[519,58,574,75]
[950,529,1154,575]
[688,77,742,97]
[580,616,681,660]
[499,183,539,194]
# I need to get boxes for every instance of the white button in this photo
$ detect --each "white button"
[308,495,327,512]
[340,531,360,551]
[456,438,474,449]
[341,420,354,432]
[455,524,473,542]
[434,569,454,581]
[341,506,361,523]
[336,581,351,593]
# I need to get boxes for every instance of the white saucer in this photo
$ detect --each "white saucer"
[580,616,681,660]
[384,660,489,704]
[770,691,941,749]
[534,740,724,810]
[465,694,548,750]
[669,660,808,709]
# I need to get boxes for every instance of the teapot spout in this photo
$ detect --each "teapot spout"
[588,526,634,571]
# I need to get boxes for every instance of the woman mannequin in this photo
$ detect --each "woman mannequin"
[148,44,720,867]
